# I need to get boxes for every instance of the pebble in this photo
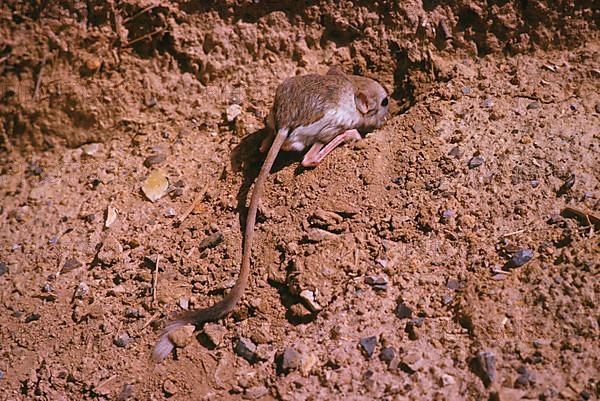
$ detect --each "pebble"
[515,366,536,387]
[379,346,395,363]
[0,261,6,276]
[504,249,534,269]
[168,324,195,348]
[365,275,387,291]
[142,170,169,202]
[235,337,257,362]
[441,209,456,222]
[164,207,177,218]
[74,282,89,299]
[244,385,269,400]
[82,143,102,156]
[395,302,413,319]
[557,173,575,195]
[25,313,40,323]
[226,104,242,122]
[114,332,131,347]
[299,289,322,312]
[199,232,224,251]
[441,295,454,305]
[440,373,455,386]
[162,379,178,396]
[62,258,82,272]
[482,98,494,108]
[304,228,337,242]
[359,336,377,358]
[527,101,541,110]
[462,86,472,95]
[405,318,424,340]
[0,369,4,379]
[178,297,189,310]
[105,205,118,228]
[531,179,540,188]
[143,154,166,168]
[203,323,226,347]
[255,344,276,362]
[42,283,53,293]
[468,155,485,169]
[475,351,496,386]
[400,351,424,373]
[117,383,134,401]
[448,146,462,159]
[280,346,302,372]
[97,236,123,266]
[124,307,141,319]
[446,278,460,290]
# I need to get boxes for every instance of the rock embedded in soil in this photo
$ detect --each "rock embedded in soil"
[114,332,131,347]
[105,205,118,228]
[235,337,257,362]
[143,154,166,168]
[280,346,302,372]
[468,155,485,169]
[395,302,413,319]
[62,258,82,272]
[474,351,497,386]
[299,289,322,312]
[379,346,395,363]
[203,323,226,348]
[359,336,377,358]
[199,232,224,251]
[162,379,178,396]
[97,236,123,266]
[504,249,534,269]
[400,351,425,373]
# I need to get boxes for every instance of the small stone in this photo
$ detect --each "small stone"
[468,155,485,169]
[405,318,423,340]
[0,369,4,380]
[448,146,462,159]
[482,98,494,108]
[395,302,413,319]
[446,278,460,290]
[531,179,540,188]
[299,289,322,312]
[167,324,195,348]
[114,332,131,347]
[25,313,40,323]
[124,307,141,319]
[97,236,123,266]
[199,232,224,251]
[84,56,102,71]
[304,228,337,242]
[226,104,242,122]
[289,303,313,319]
[440,374,455,386]
[379,346,395,363]
[400,351,424,373]
[105,205,118,228]
[143,154,166,168]
[203,323,226,348]
[82,143,102,156]
[42,283,53,293]
[0,261,6,276]
[527,101,541,110]
[300,352,318,376]
[359,336,377,358]
[365,276,387,286]
[441,209,456,222]
[255,344,275,362]
[474,351,496,386]
[441,295,454,305]
[244,385,269,400]
[162,379,178,396]
[515,366,536,387]
[462,87,472,95]
[280,346,302,372]
[165,207,176,218]
[117,383,134,401]
[557,173,575,195]
[142,170,169,202]
[62,258,82,272]
[504,249,534,269]
[74,282,89,299]
[235,337,257,362]
[492,274,507,281]
[178,297,189,310]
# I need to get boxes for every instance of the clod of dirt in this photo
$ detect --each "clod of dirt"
[359,336,377,358]
[162,379,178,397]
[203,323,227,348]
[235,337,257,362]
[96,236,123,266]
[142,170,169,202]
[167,324,195,348]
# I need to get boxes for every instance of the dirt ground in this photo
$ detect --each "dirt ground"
[1,1,599,400]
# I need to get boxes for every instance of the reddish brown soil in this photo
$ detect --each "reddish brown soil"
[1,2,598,400]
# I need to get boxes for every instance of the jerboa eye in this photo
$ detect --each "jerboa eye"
[381,97,388,107]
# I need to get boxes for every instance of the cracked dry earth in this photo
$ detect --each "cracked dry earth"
[1,3,599,401]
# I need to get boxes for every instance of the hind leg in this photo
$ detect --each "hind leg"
[301,129,361,167]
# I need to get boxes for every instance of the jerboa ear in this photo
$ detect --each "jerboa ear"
[326,66,345,76]
[355,92,377,114]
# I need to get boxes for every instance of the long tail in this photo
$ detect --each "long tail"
[152,128,289,362]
